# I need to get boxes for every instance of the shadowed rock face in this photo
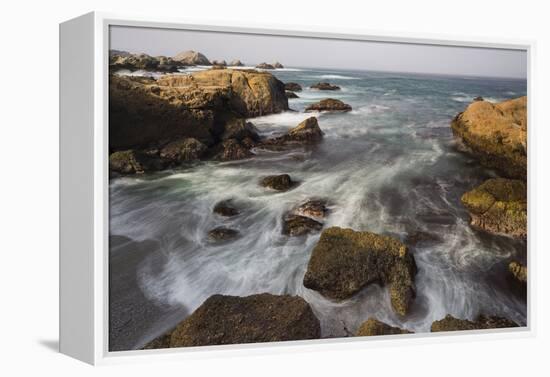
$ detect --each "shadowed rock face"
[303,227,417,316]
[159,138,208,164]
[305,98,352,112]
[451,96,527,179]
[461,178,526,238]
[509,261,527,283]
[109,150,164,175]
[144,294,321,348]
[356,318,412,336]
[286,91,299,99]
[431,314,518,332]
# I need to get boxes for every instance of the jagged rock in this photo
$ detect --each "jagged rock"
[303,227,417,316]
[207,227,239,241]
[260,174,296,191]
[256,62,275,69]
[215,139,253,161]
[144,293,320,348]
[173,50,211,65]
[305,98,352,112]
[273,62,284,68]
[431,314,518,332]
[310,82,340,90]
[228,59,244,67]
[262,117,323,146]
[221,118,260,142]
[461,178,526,238]
[293,199,328,220]
[109,150,163,175]
[356,318,412,336]
[509,261,527,283]
[286,91,299,99]
[451,96,527,179]
[284,82,302,92]
[213,200,239,217]
[282,214,323,236]
[159,138,207,164]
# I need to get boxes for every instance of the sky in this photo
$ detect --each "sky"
[110,26,527,79]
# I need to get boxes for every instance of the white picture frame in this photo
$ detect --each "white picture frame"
[59,11,535,365]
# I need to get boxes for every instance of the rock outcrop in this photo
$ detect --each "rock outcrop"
[509,261,527,283]
[228,59,244,67]
[451,96,527,179]
[311,82,341,90]
[305,98,352,112]
[431,314,518,332]
[262,117,324,146]
[173,50,211,65]
[284,82,302,92]
[144,293,320,348]
[460,178,526,238]
[273,62,284,69]
[260,174,297,191]
[109,150,163,175]
[211,59,227,66]
[256,62,275,69]
[159,138,208,164]
[109,52,180,72]
[356,318,412,336]
[303,227,417,315]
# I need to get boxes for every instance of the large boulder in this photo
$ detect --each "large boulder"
[356,318,412,336]
[305,98,352,112]
[221,118,260,142]
[310,82,340,90]
[460,178,526,238]
[215,138,253,161]
[303,227,417,316]
[509,261,527,283]
[451,96,527,179]
[173,50,211,65]
[431,314,518,332]
[145,293,321,348]
[109,69,288,151]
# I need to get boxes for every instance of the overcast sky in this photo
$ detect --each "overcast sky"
[110,26,527,79]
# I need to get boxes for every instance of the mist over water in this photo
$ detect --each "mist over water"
[109,68,527,346]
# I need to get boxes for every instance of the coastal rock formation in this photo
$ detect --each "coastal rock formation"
[303,227,417,315]
[221,118,260,142]
[451,96,527,179]
[211,59,227,66]
[159,138,208,164]
[460,178,526,238]
[262,117,324,146]
[109,150,163,175]
[286,91,299,99]
[284,82,302,92]
[207,227,239,241]
[293,199,329,220]
[109,69,288,151]
[145,293,320,348]
[109,52,180,72]
[215,138,253,161]
[260,174,296,191]
[273,62,284,68]
[305,98,352,112]
[213,200,239,217]
[282,214,323,236]
[311,82,341,90]
[356,318,412,336]
[173,50,211,65]
[509,261,527,283]
[431,314,518,332]
[256,62,275,69]
[228,59,244,67]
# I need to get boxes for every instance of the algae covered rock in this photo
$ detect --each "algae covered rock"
[356,318,412,336]
[431,314,518,332]
[305,98,352,112]
[451,96,527,179]
[303,227,417,315]
[509,261,527,283]
[461,178,526,238]
[260,174,297,191]
[162,293,320,347]
[159,137,207,164]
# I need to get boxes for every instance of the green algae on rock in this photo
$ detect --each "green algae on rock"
[509,261,527,283]
[303,227,417,316]
[356,318,413,336]
[431,314,518,332]
[461,178,526,238]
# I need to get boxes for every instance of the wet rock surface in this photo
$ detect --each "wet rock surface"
[431,314,519,332]
[356,318,412,336]
[305,98,352,112]
[310,82,341,90]
[259,174,297,191]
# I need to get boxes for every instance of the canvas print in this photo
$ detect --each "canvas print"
[108,26,527,352]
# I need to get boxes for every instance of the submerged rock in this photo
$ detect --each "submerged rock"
[303,227,417,315]
[172,50,211,65]
[284,82,302,92]
[509,261,527,283]
[356,318,412,336]
[256,62,275,69]
[305,98,352,112]
[207,227,239,241]
[159,137,207,164]
[310,82,341,90]
[461,178,526,238]
[145,293,320,348]
[431,314,518,332]
[286,91,299,99]
[282,214,323,236]
[451,96,527,179]
[260,174,297,191]
[213,200,240,217]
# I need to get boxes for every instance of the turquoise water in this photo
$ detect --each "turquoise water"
[110,67,527,347]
